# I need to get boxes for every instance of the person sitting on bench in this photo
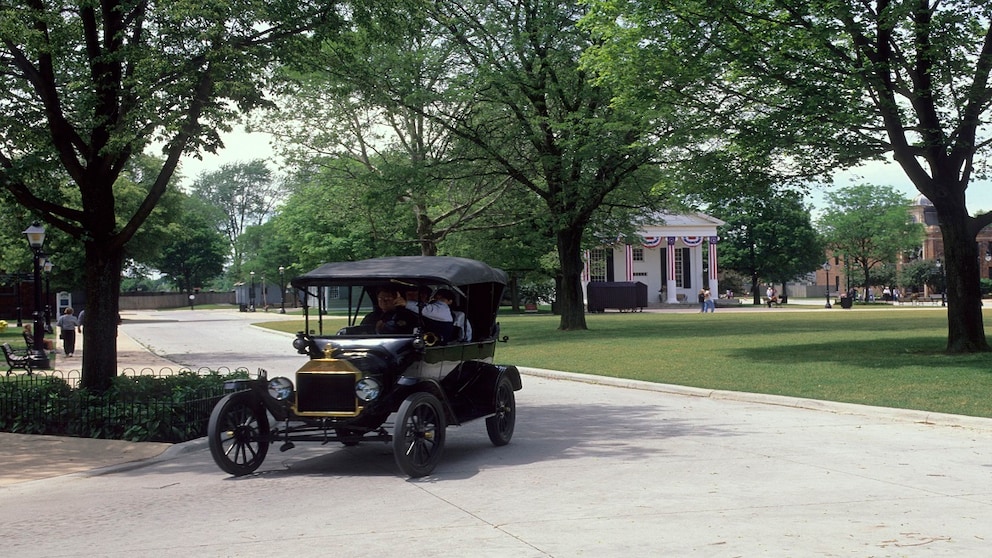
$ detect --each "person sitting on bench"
[22,324,55,350]
[765,286,780,307]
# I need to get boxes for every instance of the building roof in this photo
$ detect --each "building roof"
[638,212,724,237]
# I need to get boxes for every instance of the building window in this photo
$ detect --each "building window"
[675,248,686,288]
[589,249,607,282]
[632,247,644,262]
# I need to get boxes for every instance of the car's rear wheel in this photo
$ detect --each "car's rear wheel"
[393,392,446,477]
[208,391,270,476]
[485,375,516,446]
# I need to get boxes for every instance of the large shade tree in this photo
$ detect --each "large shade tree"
[713,190,823,305]
[817,184,924,299]
[152,197,228,294]
[0,0,344,389]
[260,9,530,258]
[400,0,662,330]
[189,160,282,275]
[584,0,992,352]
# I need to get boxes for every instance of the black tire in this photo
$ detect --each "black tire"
[208,391,270,476]
[393,392,446,477]
[485,375,516,446]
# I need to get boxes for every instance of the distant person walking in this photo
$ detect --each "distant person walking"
[56,307,81,357]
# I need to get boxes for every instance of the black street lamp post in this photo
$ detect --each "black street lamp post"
[822,261,832,309]
[249,271,256,312]
[936,258,946,307]
[278,266,286,313]
[23,223,50,369]
[43,258,53,332]
[15,272,23,327]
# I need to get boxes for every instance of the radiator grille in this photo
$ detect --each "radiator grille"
[295,372,359,415]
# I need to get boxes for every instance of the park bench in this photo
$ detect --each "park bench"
[3,343,33,376]
[899,294,918,305]
[762,297,782,307]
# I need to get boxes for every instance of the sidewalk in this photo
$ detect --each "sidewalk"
[1,327,181,487]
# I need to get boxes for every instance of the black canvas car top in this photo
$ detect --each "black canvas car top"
[291,256,507,288]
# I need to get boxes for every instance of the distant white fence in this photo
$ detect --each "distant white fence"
[119,291,236,310]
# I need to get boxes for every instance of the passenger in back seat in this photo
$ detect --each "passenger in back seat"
[434,289,471,342]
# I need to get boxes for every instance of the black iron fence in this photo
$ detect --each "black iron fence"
[0,367,253,443]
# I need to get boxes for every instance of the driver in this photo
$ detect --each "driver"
[372,288,418,334]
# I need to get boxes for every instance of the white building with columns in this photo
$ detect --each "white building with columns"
[583,212,725,305]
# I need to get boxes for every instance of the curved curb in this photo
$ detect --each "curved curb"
[80,437,210,478]
[518,366,992,431]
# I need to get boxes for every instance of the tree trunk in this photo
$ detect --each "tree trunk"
[862,262,871,304]
[934,204,988,352]
[415,206,438,256]
[556,229,588,331]
[79,242,124,391]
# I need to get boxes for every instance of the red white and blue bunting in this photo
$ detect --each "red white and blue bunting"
[681,236,703,247]
[640,235,664,249]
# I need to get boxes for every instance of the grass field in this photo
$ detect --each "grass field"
[256,307,992,418]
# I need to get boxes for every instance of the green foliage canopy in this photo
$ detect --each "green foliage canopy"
[0,0,344,389]
[713,191,823,303]
[818,184,924,296]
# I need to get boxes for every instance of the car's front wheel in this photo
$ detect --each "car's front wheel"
[393,392,446,477]
[485,375,516,446]
[208,391,270,476]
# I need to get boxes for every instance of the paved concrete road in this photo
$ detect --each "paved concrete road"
[119,308,307,375]
[3,367,991,556]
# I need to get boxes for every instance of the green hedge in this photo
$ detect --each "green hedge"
[0,370,248,442]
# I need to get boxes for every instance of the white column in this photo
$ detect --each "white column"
[692,241,703,291]
[707,236,720,297]
[666,237,678,303]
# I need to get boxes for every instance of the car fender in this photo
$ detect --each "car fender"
[440,361,522,417]
[389,376,461,425]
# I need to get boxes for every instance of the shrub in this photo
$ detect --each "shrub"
[0,370,249,442]
[981,278,992,296]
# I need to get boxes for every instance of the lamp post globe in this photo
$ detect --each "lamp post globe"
[22,222,50,369]
[822,261,832,309]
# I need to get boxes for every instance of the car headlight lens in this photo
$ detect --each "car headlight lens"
[267,377,294,401]
[355,377,382,402]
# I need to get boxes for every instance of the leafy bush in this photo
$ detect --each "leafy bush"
[0,370,248,442]
[981,278,992,296]
[518,280,555,304]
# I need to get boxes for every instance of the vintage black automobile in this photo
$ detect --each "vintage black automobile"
[207,256,522,477]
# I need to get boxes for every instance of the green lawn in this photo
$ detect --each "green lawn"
[265,308,992,418]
